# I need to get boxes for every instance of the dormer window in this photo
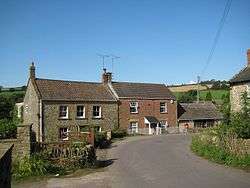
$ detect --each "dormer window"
[130,102,138,113]
[59,106,68,119]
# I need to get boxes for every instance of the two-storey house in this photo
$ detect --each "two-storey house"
[230,49,250,112]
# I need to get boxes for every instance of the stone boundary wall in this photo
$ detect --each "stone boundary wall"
[0,124,31,161]
[0,144,13,188]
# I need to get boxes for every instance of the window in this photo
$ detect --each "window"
[76,105,85,118]
[59,128,69,140]
[79,125,89,132]
[94,126,102,132]
[160,102,167,113]
[93,106,101,118]
[59,106,68,118]
[130,122,138,133]
[130,102,138,113]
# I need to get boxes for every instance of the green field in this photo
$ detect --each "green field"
[174,89,229,103]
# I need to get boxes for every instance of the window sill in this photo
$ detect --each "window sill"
[76,117,87,120]
[92,117,102,120]
[58,118,71,120]
[130,112,139,114]
[160,112,168,114]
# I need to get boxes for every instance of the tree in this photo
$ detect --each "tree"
[205,91,213,101]
[178,90,197,103]
[0,95,15,119]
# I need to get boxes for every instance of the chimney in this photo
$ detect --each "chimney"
[247,49,250,67]
[30,62,36,79]
[102,68,112,84]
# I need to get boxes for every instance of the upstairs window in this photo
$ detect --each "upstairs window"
[59,106,68,118]
[93,106,101,118]
[160,102,167,113]
[130,102,138,113]
[76,105,85,118]
[59,128,69,141]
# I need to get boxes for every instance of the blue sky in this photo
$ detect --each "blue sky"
[0,0,250,87]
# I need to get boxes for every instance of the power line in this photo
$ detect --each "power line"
[200,0,233,76]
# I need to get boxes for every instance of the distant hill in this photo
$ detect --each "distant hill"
[168,83,213,93]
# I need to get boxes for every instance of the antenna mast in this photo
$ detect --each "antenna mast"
[110,55,120,73]
[97,54,109,70]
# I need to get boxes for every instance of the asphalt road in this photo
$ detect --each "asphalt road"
[14,135,250,188]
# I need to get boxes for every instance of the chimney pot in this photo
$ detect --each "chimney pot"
[102,70,112,84]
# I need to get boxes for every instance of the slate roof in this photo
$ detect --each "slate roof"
[178,102,223,121]
[34,78,116,101]
[145,116,159,123]
[112,82,176,99]
[230,66,250,84]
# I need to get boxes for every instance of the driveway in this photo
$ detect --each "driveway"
[13,135,250,188]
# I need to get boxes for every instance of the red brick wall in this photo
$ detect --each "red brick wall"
[118,99,177,130]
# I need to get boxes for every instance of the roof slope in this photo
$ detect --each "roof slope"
[112,82,175,99]
[178,102,223,121]
[230,66,250,84]
[35,78,116,101]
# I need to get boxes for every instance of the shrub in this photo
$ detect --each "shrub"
[94,132,110,148]
[111,129,127,139]
[12,154,48,180]
[0,119,17,139]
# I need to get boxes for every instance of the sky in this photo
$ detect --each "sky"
[0,0,250,87]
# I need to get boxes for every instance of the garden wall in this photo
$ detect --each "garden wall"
[0,124,31,161]
[0,144,13,188]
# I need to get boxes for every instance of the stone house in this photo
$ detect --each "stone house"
[23,63,177,141]
[230,49,250,112]
[178,102,223,132]
[23,63,118,142]
[102,71,177,135]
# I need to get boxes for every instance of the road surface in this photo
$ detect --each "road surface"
[14,135,250,188]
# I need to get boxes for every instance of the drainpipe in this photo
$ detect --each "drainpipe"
[39,99,43,142]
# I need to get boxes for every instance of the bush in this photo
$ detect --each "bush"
[111,129,127,139]
[94,132,110,148]
[12,154,48,180]
[0,119,17,139]
[191,131,250,169]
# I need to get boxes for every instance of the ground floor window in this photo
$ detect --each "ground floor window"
[79,125,89,132]
[94,126,102,132]
[130,122,138,133]
[160,120,168,130]
[59,128,69,141]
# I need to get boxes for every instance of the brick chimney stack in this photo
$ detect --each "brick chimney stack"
[30,62,36,79]
[102,68,112,84]
[247,49,250,67]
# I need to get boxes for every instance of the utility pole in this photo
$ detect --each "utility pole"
[197,75,200,103]
[97,54,109,70]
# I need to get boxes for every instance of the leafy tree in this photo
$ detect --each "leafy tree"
[178,90,197,103]
[0,95,15,119]
[205,91,213,101]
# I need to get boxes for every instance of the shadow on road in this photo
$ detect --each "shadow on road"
[96,158,118,168]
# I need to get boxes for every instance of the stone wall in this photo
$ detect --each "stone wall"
[230,83,248,112]
[118,99,177,132]
[0,144,13,188]
[42,101,118,142]
[0,124,31,161]
[23,80,41,141]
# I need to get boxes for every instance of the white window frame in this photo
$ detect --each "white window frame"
[130,102,138,113]
[76,105,85,118]
[59,105,68,119]
[93,106,102,118]
[59,128,69,141]
[130,122,138,133]
[160,102,167,113]
[160,120,168,130]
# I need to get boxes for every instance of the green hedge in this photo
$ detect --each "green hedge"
[111,129,127,139]
[191,135,250,169]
